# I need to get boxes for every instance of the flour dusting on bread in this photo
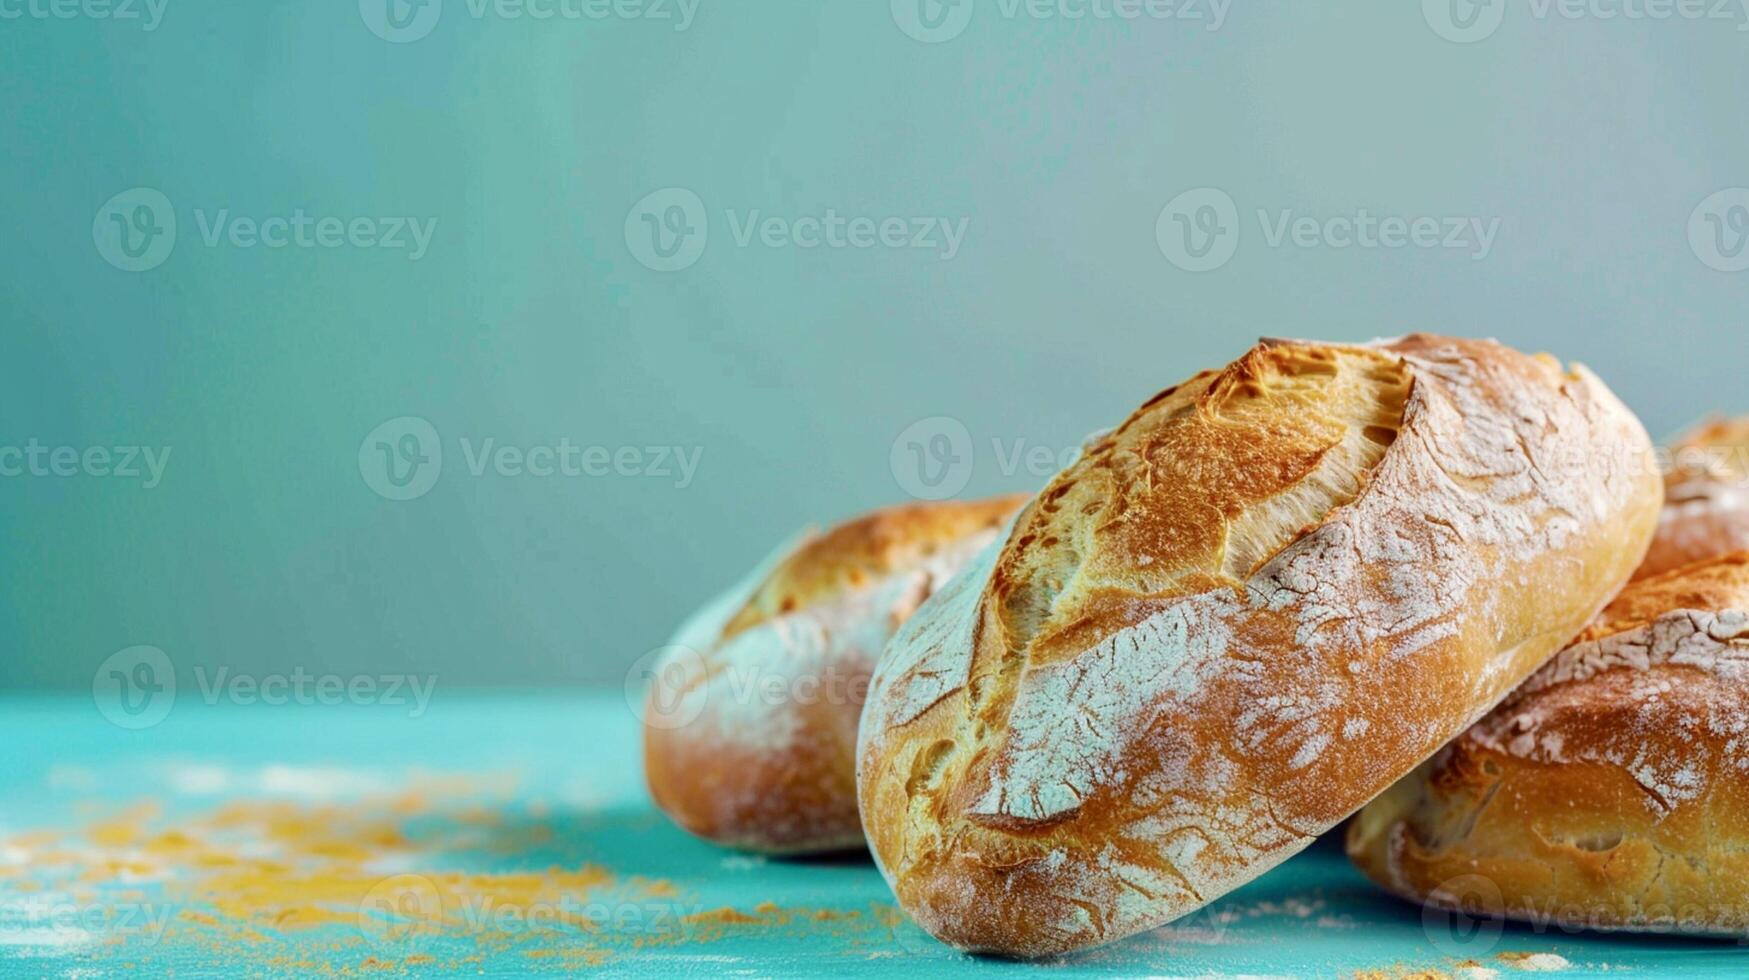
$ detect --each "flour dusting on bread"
[1470,608,1749,813]
[1348,551,1749,938]
[858,335,1663,956]
[1468,553,1749,813]
[684,530,993,755]
[645,495,1024,854]
[966,593,1240,823]
[862,535,1003,733]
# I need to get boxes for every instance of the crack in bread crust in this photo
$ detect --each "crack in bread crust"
[858,334,1663,957]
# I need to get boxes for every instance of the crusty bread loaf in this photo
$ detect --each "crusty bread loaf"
[643,495,1025,854]
[1638,417,1749,580]
[856,335,1662,957]
[1348,551,1749,937]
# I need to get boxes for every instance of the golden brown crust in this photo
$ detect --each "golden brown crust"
[1348,552,1749,937]
[1581,551,1749,642]
[858,335,1662,957]
[643,495,1025,854]
[1637,417,1749,580]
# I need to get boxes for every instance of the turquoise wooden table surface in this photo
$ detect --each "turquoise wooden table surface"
[0,691,1742,978]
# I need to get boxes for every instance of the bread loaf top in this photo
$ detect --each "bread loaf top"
[858,334,1662,957]
[720,498,1029,641]
[650,496,1027,744]
[1639,417,1749,580]
[642,496,1026,852]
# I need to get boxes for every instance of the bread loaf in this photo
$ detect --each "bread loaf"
[1348,551,1749,937]
[1638,417,1749,580]
[643,495,1025,853]
[856,335,1662,957]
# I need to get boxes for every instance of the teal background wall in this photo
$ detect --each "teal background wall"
[3,2,1746,690]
